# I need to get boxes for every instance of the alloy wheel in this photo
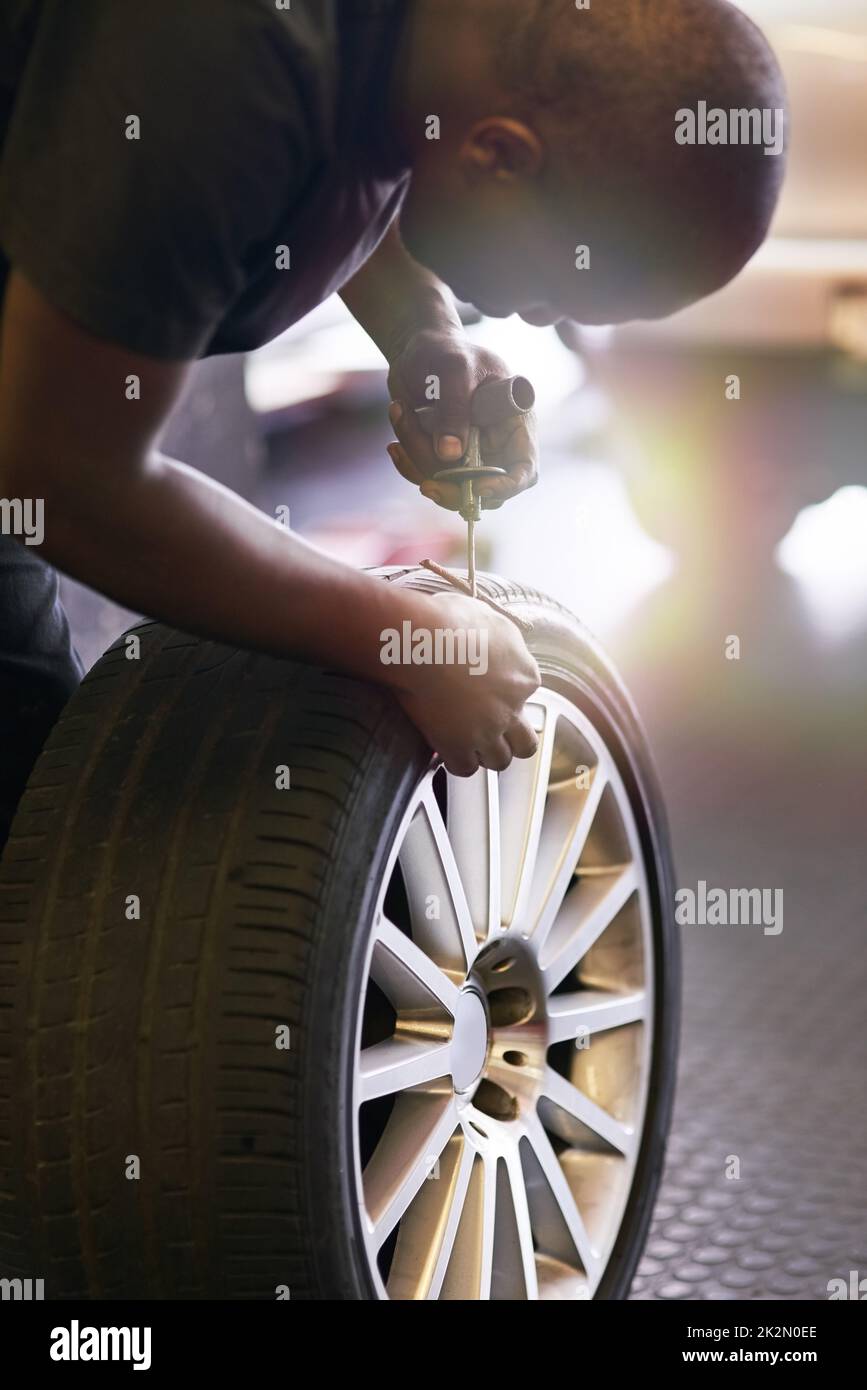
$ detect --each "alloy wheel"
[352,686,654,1300]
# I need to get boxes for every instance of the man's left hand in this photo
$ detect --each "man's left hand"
[386,329,538,512]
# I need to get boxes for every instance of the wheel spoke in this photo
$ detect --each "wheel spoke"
[499,699,556,932]
[436,1149,493,1299]
[400,784,477,972]
[365,1093,459,1247]
[371,917,460,1016]
[426,1138,476,1299]
[477,1155,499,1299]
[359,1035,453,1102]
[540,864,639,993]
[386,1133,470,1300]
[446,770,501,942]
[541,1066,636,1157]
[500,1145,539,1299]
[547,988,648,1045]
[531,765,608,953]
[523,1111,600,1287]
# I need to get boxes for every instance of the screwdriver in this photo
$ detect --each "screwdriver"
[416,376,536,598]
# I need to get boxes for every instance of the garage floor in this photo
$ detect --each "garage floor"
[604,410,867,1298]
[626,659,867,1301]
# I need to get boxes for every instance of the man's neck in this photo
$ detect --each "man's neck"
[388,0,503,165]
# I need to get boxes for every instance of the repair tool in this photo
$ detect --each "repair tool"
[416,375,536,598]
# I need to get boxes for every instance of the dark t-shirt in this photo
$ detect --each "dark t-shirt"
[0,0,411,359]
[0,0,411,830]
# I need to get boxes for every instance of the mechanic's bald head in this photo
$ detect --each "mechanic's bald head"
[396,0,788,325]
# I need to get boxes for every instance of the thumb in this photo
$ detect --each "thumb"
[434,425,467,463]
[430,364,476,462]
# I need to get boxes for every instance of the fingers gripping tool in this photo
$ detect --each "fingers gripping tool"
[416,376,535,598]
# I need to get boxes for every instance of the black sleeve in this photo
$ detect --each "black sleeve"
[0,0,313,359]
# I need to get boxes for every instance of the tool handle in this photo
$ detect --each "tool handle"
[415,375,535,437]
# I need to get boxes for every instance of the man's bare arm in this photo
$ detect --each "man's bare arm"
[339,220,462,362]
[340,221,538,510]
[0,270,539,775]
[0,269,425,681]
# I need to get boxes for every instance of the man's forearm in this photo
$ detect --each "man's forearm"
[340,220,462,361]
[0,269,436,688]
[35,450,427,686]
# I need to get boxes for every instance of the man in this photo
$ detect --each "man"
[0,0,786,840]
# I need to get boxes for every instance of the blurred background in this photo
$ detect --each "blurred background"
[62,0,866,1298]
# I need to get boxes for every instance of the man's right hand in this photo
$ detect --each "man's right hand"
[390,592,540,777]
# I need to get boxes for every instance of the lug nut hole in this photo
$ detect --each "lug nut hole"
[488,987,533,1027]
[503,1050,528,1067]
[473,1080,519,1123]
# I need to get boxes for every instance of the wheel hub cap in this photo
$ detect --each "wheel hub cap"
[450,988,489,1093]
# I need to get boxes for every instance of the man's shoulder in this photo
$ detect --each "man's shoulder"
[67,0,340,159]
[59,0,339,100]
[0,0,342,361]
[110,0,338,75]
[154,0,339,65]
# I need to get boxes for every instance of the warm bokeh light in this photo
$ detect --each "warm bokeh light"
[776,485,867,638]
[491,458,677,638]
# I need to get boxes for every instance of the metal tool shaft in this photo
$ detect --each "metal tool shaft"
[462,428,483,597]
[467,516,476,596]
[418,375,537,604]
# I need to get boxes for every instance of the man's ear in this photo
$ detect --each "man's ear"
[460,118,544,183]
